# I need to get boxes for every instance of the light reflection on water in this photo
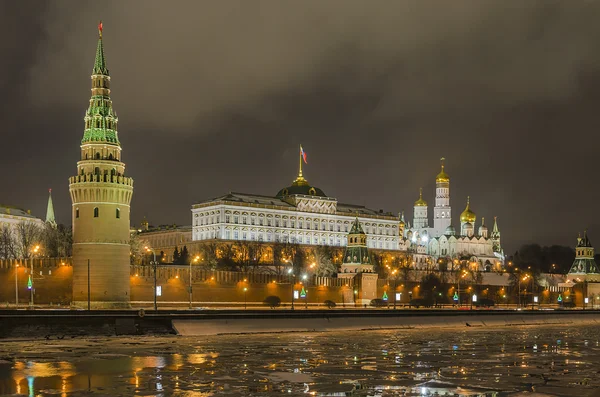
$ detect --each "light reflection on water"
[0,325,599,396]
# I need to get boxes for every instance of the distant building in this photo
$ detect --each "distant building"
[138,224,192,261]
[567,231,600,281]
[192,149,402,251]
[0,205,44,229]
[404,159,504,271]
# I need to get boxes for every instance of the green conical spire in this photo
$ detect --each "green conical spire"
[349,217,365,234]
[81,22,120,146]
[93,21,109,75]
[46,189,57,228]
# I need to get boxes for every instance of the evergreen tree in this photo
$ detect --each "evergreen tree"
[173,247,180,264]
[180,245,190,264]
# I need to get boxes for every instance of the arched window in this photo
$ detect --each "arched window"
[116,208,120,219]
[94,207,99,218]
[76,208,80,218]
[95,152,100,159]
[94,167,100,175]
[109,153,113,160]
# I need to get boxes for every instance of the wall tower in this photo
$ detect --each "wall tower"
[69,23,134,308]
[46,189,57,229]
[432,157,451,237]
[413,188,428,230]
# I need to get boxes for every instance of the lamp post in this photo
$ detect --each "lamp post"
[519,274,530,309]
[391,269,398,309]
[456,269,467,308]
[190,256,199,310]
[30,245,40,308]
[87,259,91,311]
[302,274,308,310]
[243,287,248,310]
[14,263,18,309]
[145,246,157,310]
[285,259,295,310]
[517,276,521,308]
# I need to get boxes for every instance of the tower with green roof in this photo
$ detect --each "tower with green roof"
[568,231,600,280]
[45,189,57,229]
[338,218,378,305]
[69,23,134,308]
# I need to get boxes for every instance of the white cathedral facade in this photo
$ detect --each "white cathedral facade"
[404,159,505,271]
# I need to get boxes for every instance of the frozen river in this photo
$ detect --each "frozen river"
[0,324,599,396]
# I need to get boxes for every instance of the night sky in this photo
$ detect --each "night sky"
[1,1,599,253]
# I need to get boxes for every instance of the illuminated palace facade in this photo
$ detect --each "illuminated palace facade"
[192,157,404,251]
[404,159,505,271]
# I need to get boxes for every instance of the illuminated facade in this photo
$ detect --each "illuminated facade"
[192,152,402,250]
[0,206,44,231]
[567,231,600,281]
[69,24,134,308]
[404,159,504,271]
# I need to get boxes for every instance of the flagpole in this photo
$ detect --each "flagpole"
[299,145,303,177]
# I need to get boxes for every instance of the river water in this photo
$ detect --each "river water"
[0,324,599,396]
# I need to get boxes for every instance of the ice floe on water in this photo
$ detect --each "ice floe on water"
[0,324,599,396]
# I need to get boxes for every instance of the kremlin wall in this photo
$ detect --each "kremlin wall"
[0,258,577,308]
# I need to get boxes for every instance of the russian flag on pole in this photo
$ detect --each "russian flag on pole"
[300,145,307,164]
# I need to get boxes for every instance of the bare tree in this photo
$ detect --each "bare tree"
[41,223,72,258]
[0,224,17,259]
[129,232,149,265]
[234,241,252,272]
[313,245,338,276]
[248,241,265,273]
[199,241,219,270]
[15,221,42,258]
[216,243,236,270]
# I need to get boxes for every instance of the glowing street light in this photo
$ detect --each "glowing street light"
[145,246,158,310]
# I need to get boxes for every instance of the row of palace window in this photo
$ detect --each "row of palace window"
[75,208,121,219]
[197,230,393,249]
[195,214,397,236]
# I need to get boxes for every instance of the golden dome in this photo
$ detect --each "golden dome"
[460,196,476,223]
[414,188,427,207]
[436,157,450,182]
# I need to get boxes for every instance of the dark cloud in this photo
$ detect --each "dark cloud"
[1,1,600,253]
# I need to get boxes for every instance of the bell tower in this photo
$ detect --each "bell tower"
[69,23,134,308]
[433,157,451,237]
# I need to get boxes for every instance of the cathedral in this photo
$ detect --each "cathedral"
[404,159,504,271]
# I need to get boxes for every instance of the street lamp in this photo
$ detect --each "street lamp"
[302,274,308,310]
[243,287,248,310]
[457,269,467,308]
[14,263,19,309]
[190,256,200,310]
[145,246,157,310]
[519,274,529,309]
[391,269,398,309]
[30,245,40,308]
[285,259,296,310]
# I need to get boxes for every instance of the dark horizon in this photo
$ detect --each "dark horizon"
[1,1,600,254]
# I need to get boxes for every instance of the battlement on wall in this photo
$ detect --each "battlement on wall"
[0,258,72,270]
[69,174,133,186]
[130,265,353,287]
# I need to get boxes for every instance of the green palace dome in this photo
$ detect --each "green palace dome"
[276,175,326,198]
